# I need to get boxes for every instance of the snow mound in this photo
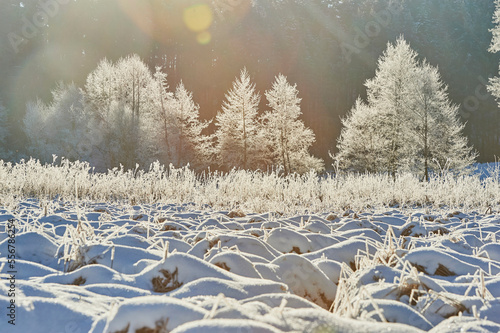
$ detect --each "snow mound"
[100,296,207,333]
[2,202,500,332]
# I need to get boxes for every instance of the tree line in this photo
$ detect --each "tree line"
[12,35,478,179]
[1,0,499,163]
[6,0,500,177]
[21,56,323,173]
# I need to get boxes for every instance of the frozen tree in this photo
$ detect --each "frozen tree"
[84,55,155,169]
[364,37,420,176]
[23,83,92,163]
[334,99,387,173]
[23,55,216,171]
[214,68,261,170]
[51,83,91,161]
[171,82,212,169]
[84,58,115,115]
[141,67,176,166]
[488,0,500,108]
[140,70,212,169]
[85,55,152,119]
[409,63,476,180]
[335,37,475,176]
[262,74,323,173]
[24,99,56,162]
[115,55,153,168]
[489,0,500,54]
[84,58,123,169]
[115,54,152,119]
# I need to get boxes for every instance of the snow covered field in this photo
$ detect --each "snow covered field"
[2,199,500,333]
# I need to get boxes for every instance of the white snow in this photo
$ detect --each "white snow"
[2,201,500,332]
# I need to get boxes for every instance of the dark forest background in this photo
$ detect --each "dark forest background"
[1,0,499,163]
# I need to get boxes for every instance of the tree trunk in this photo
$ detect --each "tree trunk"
[242,103,247,169]
[160,86,170,163]
[280,131,288,174]
[424,100,429,182]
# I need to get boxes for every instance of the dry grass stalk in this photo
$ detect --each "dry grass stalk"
[70,276,86,286]
[214,262,231,271]
[227,209,245,218]
[152,267,183,293]
[136,318,169,333]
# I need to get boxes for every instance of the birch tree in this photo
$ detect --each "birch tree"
[140,67,176,166]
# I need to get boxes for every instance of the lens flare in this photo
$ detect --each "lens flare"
[183,4,213,33]
[197,31,212,45]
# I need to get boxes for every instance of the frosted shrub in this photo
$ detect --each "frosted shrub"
[1,158,499,214]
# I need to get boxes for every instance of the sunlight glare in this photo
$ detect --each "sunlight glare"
[197,31,212,45]
[183,4,213,32]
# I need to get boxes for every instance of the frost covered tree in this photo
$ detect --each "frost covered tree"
[115,54,152,119]
[409,63,476,180]
[335,37,475,177]
[214,68,261,170]
[170,82,212,169]
[24,99,49,161]
[23,55,214,171]
[84,58,127,169]
[84,55,155,169]
[84,58,115,115]
[114,55,153,168]
[488,0,500,107]
[364,37,420,176]
[141,67,176,166]
[489,0,500,54]
[334,99,387,173]
[24,83,92,163]
[262,74,323,173]
[140,70,212,169]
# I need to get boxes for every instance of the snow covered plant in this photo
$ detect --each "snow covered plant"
[59,220,100,272]
[1,158,500,214]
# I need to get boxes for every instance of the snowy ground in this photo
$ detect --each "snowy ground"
[1,200,500,332]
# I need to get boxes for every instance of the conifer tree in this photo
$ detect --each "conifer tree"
[334,98,387,173]
[335,37,475,176]
[488,0,500,108]
[409,63,476,180]
[262,74,323,173]
[364,37,420,177]
[214,68,261,170]
[171,82,212,169]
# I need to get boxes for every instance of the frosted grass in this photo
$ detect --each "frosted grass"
[0,158,498,214]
